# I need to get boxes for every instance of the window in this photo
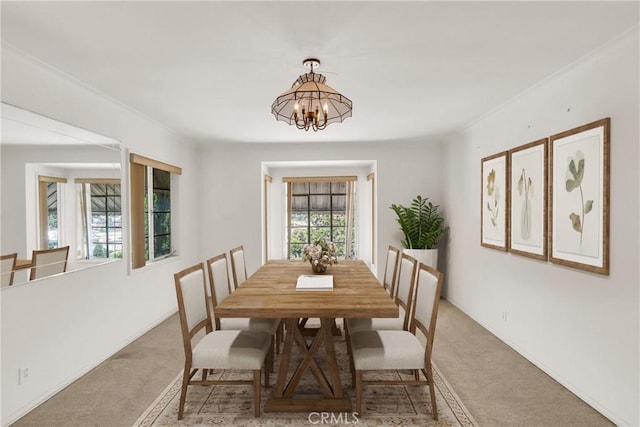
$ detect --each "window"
[38,176,67,249]
[285,177,357,260]
[77,180,122,259]
[130,154,182,269]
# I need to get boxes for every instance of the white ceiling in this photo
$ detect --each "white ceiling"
[1,1,638,145]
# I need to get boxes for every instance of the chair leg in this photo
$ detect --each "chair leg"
[270,336,276,373]
[202,367,208,381]
[425,365,438,420]
[177,366,191,420]
[355,370,363,415]
[253,370,261,417]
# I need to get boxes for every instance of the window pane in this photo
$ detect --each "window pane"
[154,235,171,256]
[332,195,346,211]
[310,195,330,210]
[153,189,170,212]
[292,182,308,195]
[289,244,304,259]
[92,213,107,227]
[92,227,107,243]
[310,182,330,194]
[92,243,107,258]
[332,212,346,227]
[310,227,330,242]
[291,195,308,211]
[310,212,330,226]
[290,228,308,244]
[153,169,170,190]
[333,227,346,243]
[291,212,308,227]
[332,182,347,193]
[153,213,171,235]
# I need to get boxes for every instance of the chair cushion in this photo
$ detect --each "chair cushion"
[350,330,425,371]
[220,317,280,335]
[192,330,271,370]
[346,316,403,334]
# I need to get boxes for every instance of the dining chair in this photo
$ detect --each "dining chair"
[346,253,418,335]
[1,253,18,287]
[382,245,401,297]
[229,245,247,289]
[206,253,281,356]
[29,246,69,280]
[349,262,444,418]
[174,263,271,419]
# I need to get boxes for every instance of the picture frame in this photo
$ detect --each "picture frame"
[549,118,610,275]
[481,151,509,251]
[508,138,548,261]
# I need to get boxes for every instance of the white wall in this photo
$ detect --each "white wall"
[441,29,639,425]
[197,140,444,278]
[0,47,201,424]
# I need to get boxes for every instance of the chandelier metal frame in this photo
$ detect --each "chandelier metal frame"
[271,58,352,132]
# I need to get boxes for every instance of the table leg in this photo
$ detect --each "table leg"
[264,317,352,413]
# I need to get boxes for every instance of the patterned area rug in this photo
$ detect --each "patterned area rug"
[134,334,477,427]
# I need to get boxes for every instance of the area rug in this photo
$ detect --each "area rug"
[134,334,477,427]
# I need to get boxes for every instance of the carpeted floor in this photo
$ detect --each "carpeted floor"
[133,333,477,426]
[12,299,614,427]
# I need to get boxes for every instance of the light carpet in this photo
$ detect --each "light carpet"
[134,334,478,427]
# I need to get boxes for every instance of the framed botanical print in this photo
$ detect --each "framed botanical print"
[508,138,548,260]
[481,151,509,250]
[549,118,610,275]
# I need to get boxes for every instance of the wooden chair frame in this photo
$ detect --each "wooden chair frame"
[353,263,443,419]
[29,246,69,280]
[229,245,248,289]
[174,263,267,419]
[1,253,18,286]
[382,245,401,297]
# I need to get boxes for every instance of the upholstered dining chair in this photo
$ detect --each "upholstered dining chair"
[29,246,69,280]
[1,253,18,287]
[349,263,444,418]
[174,263,271,419]
[346,253,418,335]
[382,245,401,297]
[206,253,281,356]
[229,245,247,289]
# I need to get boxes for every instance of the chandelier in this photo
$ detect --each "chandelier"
[271,58,352,132]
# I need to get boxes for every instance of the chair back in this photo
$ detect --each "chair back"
[394,253,418,330]
[1,253,18,286]
[205,253,232,329]
[174,263,212,357]
[29,246,69,280]
[382,246,400,297]
[229,245,247,289]
[411,263,443,360]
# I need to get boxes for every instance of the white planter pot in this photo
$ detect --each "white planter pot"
[403,248,438,270]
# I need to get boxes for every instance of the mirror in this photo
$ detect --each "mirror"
[1,103,122,286]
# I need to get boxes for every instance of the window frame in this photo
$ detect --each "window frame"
[284,176,357,260]
[129,154,182,269]
[75,178,122,260]
[38,175,67,250]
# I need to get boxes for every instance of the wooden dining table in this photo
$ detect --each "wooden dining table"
[215,259,398,413]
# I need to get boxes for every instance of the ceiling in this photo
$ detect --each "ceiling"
[1,1,638,145]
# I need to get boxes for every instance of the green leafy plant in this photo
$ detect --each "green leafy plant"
[390,195,449,249]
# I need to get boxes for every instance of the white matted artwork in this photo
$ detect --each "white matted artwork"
[481,151,509,251]
[549,118,610,275]
[508,138,548,261]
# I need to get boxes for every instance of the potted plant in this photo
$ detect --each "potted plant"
[390,195,449,269]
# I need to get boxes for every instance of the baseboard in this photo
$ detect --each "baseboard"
[2,308,177,427]
[443,296,631,427]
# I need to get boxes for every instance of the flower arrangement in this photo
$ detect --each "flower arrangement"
[302,238,338,273]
